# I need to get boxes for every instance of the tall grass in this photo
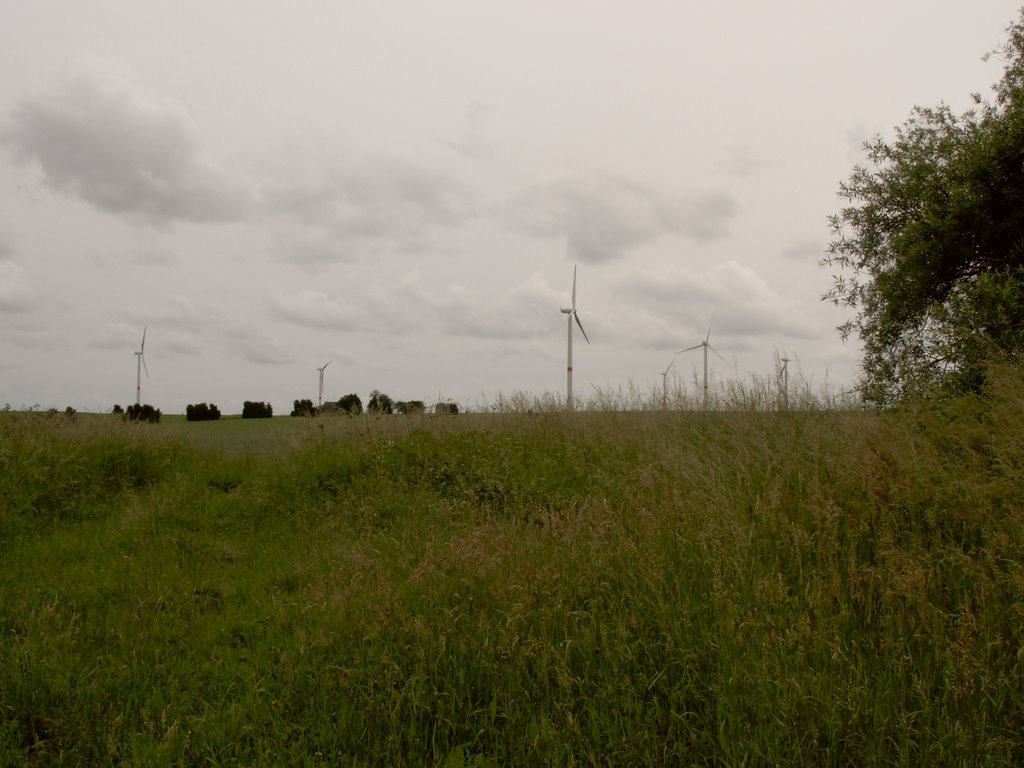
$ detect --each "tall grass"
[482,364,855,414]
[1,365,1022,765]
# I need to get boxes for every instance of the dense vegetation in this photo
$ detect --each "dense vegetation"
[186,402,222,422]
[241,400,273,419]
[291,399,317,417]
[2,362,1022,765]
[125,403,161,423]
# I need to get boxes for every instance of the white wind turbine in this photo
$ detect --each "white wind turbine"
[560,265,590,410]
[777,352,811,409]
[661,349,687,409]
[316,360,332,407]
[681,325,729,409]
[780,355,793,409]
[134,326,149,405]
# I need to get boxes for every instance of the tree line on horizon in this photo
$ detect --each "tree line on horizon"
[103,390,459,422]
[292,390,459,417]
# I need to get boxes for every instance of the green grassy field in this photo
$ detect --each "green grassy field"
[2,369,1023,765]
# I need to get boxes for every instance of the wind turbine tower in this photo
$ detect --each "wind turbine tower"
[317,360,332,408]
[134,326,148,405]
[560,265,590,410]
[681,326,728,409]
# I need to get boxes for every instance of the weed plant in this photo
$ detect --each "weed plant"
[1,365,1023,765]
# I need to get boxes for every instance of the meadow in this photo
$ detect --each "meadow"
[1,367,1023,766]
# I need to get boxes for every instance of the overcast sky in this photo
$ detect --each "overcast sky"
[1,1,1021,413]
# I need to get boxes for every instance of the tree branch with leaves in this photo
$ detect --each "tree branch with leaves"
[824,13,1024,405]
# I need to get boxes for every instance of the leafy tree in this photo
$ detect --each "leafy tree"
[242,400,273,419]
[337,393,363,414]
[186,403,221,421]
[824,13,1024,405]
[126,403,161,423]
[290,398,316,417]
[433,401,459,415]
[367,390,394,414]
[112,404,124,414]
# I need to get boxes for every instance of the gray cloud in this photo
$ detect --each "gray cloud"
[507,171,738,263]
[223,327,294,366]
[614,262,821,346]
[270,273,564,344]
[0,262,34,314]
[408,273,561,341]
[779,238,825,262]
[721,145,768,177]
[91,296,222,355]
[845,123,872,164]
[0,231,13,261]
[3,60,253,225]
[269,290,373,332]
[260,139,474,258]
[269,228,357,267]
[442,100,496,159]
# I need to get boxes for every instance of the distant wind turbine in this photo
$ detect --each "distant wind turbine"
[134,326,149,405]
[681,325,729,409]
[560,265,590,410]
[661,349,687,409]
[777,353,811,409]
[780,356,792,408]
[317,360,332,407]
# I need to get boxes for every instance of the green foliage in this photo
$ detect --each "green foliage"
[125,403,161,423]
[241,400,273,419]
[337,393,363,414]
[186,402,221,421]
[825,12,1024,405]
[367,389,394,414]
[3,369,1024,763]
[289,398,315,417]
[434,401,460,415]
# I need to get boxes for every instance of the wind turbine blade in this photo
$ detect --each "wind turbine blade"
[323,360,332,370]
[574,312,590,344]
[141,326,147,353]
[681,343,702,353]
[708,344,731,367]
[142,355,149,379]
[571,265,578,310]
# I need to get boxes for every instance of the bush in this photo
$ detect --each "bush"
[125,403,161,423]
[242,401,273,419]
[291,399,316,417]
[367,390,394,414]
[186,403,222,422]
[433,401,459,415]
[338,393,363,415]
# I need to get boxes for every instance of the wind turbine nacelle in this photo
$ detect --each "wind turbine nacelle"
[560,308,573,314]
